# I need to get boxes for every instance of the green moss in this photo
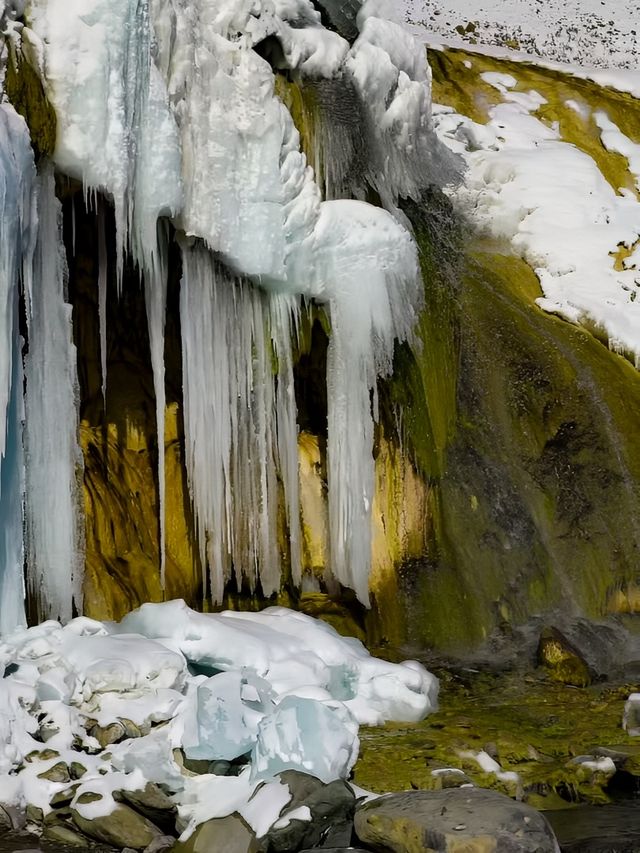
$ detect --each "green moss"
[354,669,630,808]
[4,44,57,160]
[390,237,640,653]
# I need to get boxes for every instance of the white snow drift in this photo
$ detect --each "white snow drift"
[0,601,438,837]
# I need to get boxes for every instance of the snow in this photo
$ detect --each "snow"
[401,0,639,71]
[433,70,640,364]
[0,601,434,835]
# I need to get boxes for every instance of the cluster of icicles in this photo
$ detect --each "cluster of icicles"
[0,0,454,631]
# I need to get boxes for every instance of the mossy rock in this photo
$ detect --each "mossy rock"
[538,627,591,687]
[4,40,57,160]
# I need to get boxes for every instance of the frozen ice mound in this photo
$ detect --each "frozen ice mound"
[0,601,437,837]
[252,695,359,784]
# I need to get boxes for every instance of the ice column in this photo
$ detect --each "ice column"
[24,166,84,623]
[0,105,34,633]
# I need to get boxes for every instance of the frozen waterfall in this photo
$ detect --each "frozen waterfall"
[0,0,456,625]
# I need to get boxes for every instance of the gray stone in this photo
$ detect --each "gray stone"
[313,0,361,40]
[208,760,232,776]
[173,814,261,853]
[263,771,355,852]
[0,803,25,830]
[0,805,13,830]
[354,788,560,853]
[121,718,145,739]
[72,802,163,850]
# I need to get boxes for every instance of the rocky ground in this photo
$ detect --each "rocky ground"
[3,624,640,852]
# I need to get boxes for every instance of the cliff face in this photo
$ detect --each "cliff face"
[4,7,640,652]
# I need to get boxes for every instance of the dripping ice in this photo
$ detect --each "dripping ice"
[1,0,458,614]
[0,100,84,631]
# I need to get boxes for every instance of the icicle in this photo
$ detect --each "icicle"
[142,228,169,590]
[180,245,301,602]
[271,295,302,586]
[24,164,85,623]
[97,201,108,405]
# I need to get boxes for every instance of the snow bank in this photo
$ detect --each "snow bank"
[433,71,640,364]
[0,601,437,836]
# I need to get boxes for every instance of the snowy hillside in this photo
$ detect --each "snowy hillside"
[402,0,639,69]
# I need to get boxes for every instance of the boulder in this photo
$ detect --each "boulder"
[71,801,164,850]
[173,814,261,853]
[537,627,590,687]
[262,770,355,852]
[354,788,560,853]
[116,782,177,831]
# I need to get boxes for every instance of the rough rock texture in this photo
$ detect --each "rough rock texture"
[354,789,560,853]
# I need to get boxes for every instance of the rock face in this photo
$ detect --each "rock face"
[354,789,560,853]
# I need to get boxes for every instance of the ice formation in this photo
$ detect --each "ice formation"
[0,104,83,629]
[0,0,450,619]
[0,601,438,834]
[0,104,32,633]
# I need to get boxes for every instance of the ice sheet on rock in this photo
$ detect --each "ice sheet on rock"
[24,166,84,624]
[252,695,359,783]
[303,201,422,603]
